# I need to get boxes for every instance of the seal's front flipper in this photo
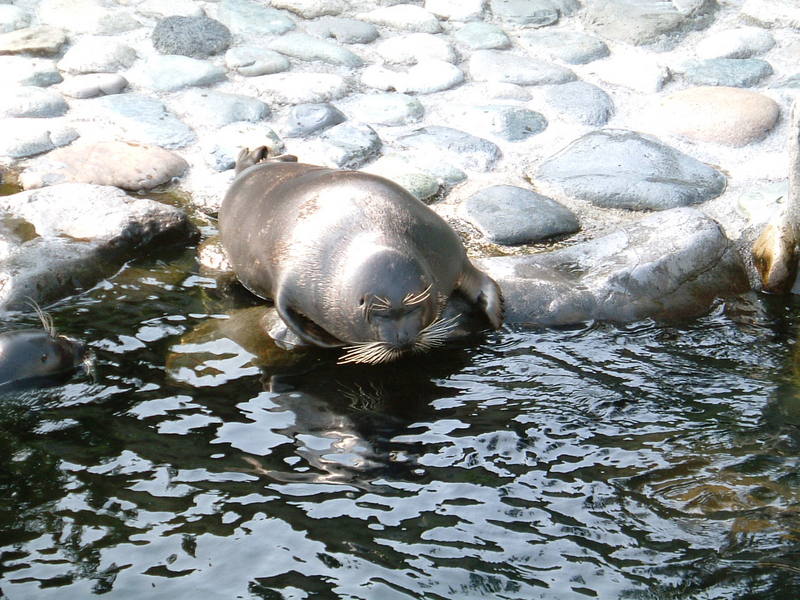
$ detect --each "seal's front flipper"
[457,264,504,330]
[276,294,344,348]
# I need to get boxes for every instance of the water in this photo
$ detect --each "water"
[0,248,799,600]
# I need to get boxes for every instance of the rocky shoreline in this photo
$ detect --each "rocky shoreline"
[1,0,798,325]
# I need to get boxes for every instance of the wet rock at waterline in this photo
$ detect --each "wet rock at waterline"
[0,184,199,310]
[463,185,580,245]
[534,130,726,211]
[151,15,232,58]
[477,208,748,326]
[19,141,188,191]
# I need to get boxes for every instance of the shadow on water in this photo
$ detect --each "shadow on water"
[0,250,799,599]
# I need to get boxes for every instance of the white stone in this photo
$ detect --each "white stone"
[57,37,137,74]
[376,32,457,64]
[38,0,140,34]
[696,27,775,59]
[0,5,30,33]
[358,4,442,33]
[425,0,485,21]
[248,72,349,104]
[271,0,345,18]
[362,60,464,94]
[588,54,670,93]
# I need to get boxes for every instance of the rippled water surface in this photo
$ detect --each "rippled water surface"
[1,249,799,599]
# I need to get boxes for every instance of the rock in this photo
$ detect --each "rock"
[469,50,575,85]
[57,37,137,74]
[520,30,609,65]
[0,5,30,33]
[534,130,726,210]
[225,46,290,77]
[447,104,547,141]
[696,27,775,59]
[0,118,78,158]
[589,54,670,93]
[453,22,510,49]
[0,184,199,310]
[0,26,66,55]
[37,0,140,35]
[0,56,62,87]
[774,74,800,89]
[217,0,296,36]
[19,141,188,191]
[358,5,442,33]
[151,16,232,58]
[281,103,347,137]
[476,207,748,325]
[376,32,457,64]
[171,89,270,128]
[0,86,68,118]
[397,126,500,171]
[742,0,800,28]
[91,93,196,149]
[490,0,579,27]
[362,60,464,94]
[425,0,486,21]
[318,121,382,168]
[135,0,204,18]
[305,17,379,44]
[59,73,128,99]
[682,58,773,88]
[361,155,440,200]
[129,55,226,92]
[463,185,579,245]
[583,0,716,47]
[271,0,345,18]
[203,123,283,171]
[341,93,423,126]
[268,32,363,67]
[543,81,614,126]
[656,86,780,147]
[248,72,349,105]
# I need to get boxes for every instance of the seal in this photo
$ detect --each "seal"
[218,147,504,364]
[0,303,89,389]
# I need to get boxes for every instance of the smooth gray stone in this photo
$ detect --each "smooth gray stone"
[152,15,232,58]
[544,81,614,126]
[453,22,510,49]
[0,118,78,158]
[696,27,775,59]
[683,58,773,87]
[91,93,196,149]
[0,86,67,118]
[490,0,579,26]
[132,55,226,92]
[0,5,30,33]
[59,73,128,99]
[282,103,346,137]
[455,105,547,141]
[319,121,382,168]
[268,31,363,67]
[397,126,500,171]
[217,0,296,36]
[342,93,423,126]
[305,16,379,44]
[1,56,61,86]
[57,37,137,74]
[773,73,800,88]
[0,184,198,311]
[464,185,579,245]
[583,0,716,47]
[477,207,748,325]
[225,46,290,76]
[521,30,609,64]
[535,130,726,211]
[469,50,575,85]
[173,89,269,128]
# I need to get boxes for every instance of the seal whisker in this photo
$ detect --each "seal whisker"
[26,297,56,337]
[403,284,433,306]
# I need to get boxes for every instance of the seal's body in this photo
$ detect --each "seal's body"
[0,328,87,388]
[219,148,503,364]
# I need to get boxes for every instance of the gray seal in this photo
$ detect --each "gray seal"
[0,306,88,388]
[218,147,504,364]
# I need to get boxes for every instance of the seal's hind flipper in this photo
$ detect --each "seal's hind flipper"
[235,146,269,174]
[457,264,504,330]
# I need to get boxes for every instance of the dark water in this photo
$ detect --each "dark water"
[1,248,799,600]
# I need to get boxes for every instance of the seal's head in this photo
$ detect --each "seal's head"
[333,248,459,364]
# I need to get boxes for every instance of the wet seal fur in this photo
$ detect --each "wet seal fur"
[0,302,89,389]
[218,147,504,364]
